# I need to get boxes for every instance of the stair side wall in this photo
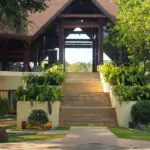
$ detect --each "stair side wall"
[100,73,137,128]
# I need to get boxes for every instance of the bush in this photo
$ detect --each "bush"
[23,64,65,86]
[16,85,63,102]
[28,109,49,126]
[97,62,115,82]
[132,101,150,125]
[114,85,150,102]
[109,65,148,86]
[98,63,149,86]
[0,97,9,116]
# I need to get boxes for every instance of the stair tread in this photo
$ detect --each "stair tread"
[60,73,117,126]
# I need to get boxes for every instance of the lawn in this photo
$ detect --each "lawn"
[0,117,16,122]
[8,133,66,143]
[109,127,150,141]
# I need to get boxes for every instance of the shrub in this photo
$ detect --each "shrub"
[132,101,150,125]
[97,62,115,82]
[114,85,150,102]
[28,109,49,126]
[0,97,9,116]
[16,85,63,102]
[98,63,149,86]
[109,65,148,86]
[23,64,65,86]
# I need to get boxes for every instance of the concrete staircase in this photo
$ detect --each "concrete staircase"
[59,72,118,126]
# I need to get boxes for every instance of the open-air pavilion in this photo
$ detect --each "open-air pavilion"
[0,0,117,72]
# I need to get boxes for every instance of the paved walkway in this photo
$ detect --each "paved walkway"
[1,127,150,150]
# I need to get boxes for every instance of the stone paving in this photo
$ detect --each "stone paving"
[1,127,150,150]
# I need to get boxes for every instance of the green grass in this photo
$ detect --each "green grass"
[0,117,16,122]
[5,125,17,130]
[53,126,70,131]
[8,134,66,143]
[109,127,150,141]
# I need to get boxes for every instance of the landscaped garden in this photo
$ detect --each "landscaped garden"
[0,63,65,143]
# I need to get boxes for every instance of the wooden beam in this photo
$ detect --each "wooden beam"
[59,14,106,18]
[65,45,92,48]
[64,24,99,29]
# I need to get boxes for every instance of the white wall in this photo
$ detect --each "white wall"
[17,101,60,129]
[0,72,43,90]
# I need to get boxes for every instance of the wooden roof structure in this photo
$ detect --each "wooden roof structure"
[0,0,117,39]
[28,0,117,37]
[0,0,118,72]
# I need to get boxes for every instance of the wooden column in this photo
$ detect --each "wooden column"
[97,21,104,65]
[100,23,104,64]
[59,21,65,64]
[92,28,97,72]
[24,42,30,72]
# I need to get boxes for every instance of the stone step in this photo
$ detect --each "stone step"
[59,107,117,126]
[64,92,110,101]
[60,107,116,114]
[65,73,100,83]
[60,121,117,126]
[63,82,103,93]
[62,102,111,107]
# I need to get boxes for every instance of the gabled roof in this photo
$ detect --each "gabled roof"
[28,0,117,37]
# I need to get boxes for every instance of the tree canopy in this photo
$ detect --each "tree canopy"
[111,0,150,67]
[0,0,48,32]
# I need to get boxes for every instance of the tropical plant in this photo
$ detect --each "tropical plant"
[97,62,115,82]
[109,64,149,86]
[114,85,150,102]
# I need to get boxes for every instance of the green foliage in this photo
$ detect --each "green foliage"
[98,63,149,86]
[103,35,129,65]
[23,75,45,87]
[109,65,149,86]
[111,0,150,68]
[114,85,150,102]
[0,0,48,31]
[97,62,115,82]
[28,109,49,126]
[0,97,9,116]
[99,63,150,102]
[66,62,92,72]
[16,64,64,114]
[132,101,150,124]
[16,85,63,102]
[23,64,65,86]
[135,124,150,132]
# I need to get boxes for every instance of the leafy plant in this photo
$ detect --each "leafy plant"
[0,97,9,116]
[97,62,115,82]
[114,85,150,102]
[132,101,150,125]
[28,109,49,126]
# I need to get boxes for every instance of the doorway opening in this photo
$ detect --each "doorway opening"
[65,28,93,72]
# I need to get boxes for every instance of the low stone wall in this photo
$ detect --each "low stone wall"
[100,74,137,128]
[0,71,43,90]
[17,101,60,129]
